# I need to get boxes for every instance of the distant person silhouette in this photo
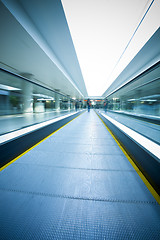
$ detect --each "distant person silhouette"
[104,100,108,112]
[87,98,91,112]
[75,101,78,111]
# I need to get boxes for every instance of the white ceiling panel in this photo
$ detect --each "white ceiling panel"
[0,0,88,98]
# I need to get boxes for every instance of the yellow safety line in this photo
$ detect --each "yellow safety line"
[96,112,160,205]
[0,111,84,172]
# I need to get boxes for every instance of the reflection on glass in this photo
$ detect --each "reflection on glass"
[0,69,80,116]
[0,69,83,134]
[105,64,160,118]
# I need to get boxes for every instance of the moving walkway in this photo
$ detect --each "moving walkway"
[0,110,160,239]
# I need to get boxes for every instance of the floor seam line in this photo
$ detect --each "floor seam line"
[13,163,139,172]
[0,188,158,205]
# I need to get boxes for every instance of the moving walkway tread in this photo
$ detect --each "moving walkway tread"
[0,110,160,239]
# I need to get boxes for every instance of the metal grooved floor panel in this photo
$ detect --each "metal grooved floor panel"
[0,110,160,239]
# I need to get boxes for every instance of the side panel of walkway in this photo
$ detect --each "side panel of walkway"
[0,110,160,239]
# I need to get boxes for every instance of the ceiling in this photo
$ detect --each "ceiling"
[0,0,88,99]
[103,27,160,98]
[62,0,160,96]
[0,0,159,99]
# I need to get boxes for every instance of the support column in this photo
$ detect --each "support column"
[21,73,33,113]
[134,90,142,113]
[55,90,60,111]
[67,95,70,111]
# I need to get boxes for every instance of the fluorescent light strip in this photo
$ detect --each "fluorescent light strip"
[101,113,160,160]
[0,84,21,91]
